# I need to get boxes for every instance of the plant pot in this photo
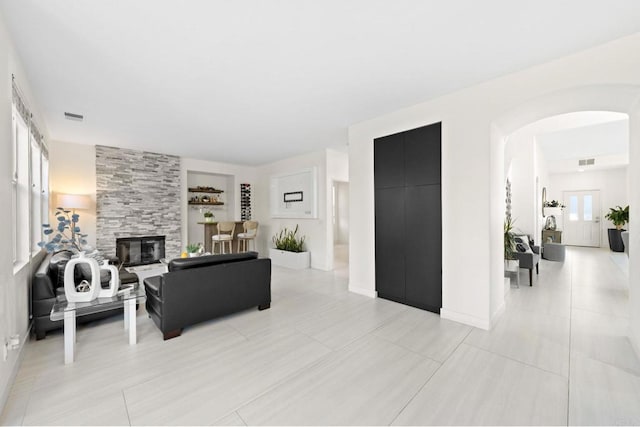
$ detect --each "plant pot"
[269,248,310,269]
[188,252,199,257]
[205,217,214,223]
[607,228,626,252]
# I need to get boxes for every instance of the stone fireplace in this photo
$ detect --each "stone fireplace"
[96,145,181,259]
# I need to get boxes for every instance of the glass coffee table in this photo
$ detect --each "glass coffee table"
[51,286,146,364]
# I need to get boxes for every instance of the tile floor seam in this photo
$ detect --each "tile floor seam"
[373,333,446,365]
[235,410,248,426]
[462,341,569,380]
[567,249,574,427]
[387,328,472,426]
[121,390,132,426]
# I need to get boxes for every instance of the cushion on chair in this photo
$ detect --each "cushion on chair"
[212,235,233,241]
[514,235,532,252]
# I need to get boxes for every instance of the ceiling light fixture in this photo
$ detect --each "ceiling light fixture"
[64,112,84,121]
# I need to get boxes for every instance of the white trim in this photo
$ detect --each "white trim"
[348,284,377,298]
[441,307,490,330]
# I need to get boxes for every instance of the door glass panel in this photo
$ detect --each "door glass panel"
[569,195,578,221]
[583,195,593,221]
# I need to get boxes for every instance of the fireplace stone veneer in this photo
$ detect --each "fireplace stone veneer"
[96,145,181,259]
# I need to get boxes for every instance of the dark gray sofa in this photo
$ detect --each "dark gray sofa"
[31,250,138,340]
[143,251,271,340]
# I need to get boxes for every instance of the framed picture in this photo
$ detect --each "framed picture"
[270,168,318,218]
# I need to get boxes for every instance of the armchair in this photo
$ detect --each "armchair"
[512,235,540,286]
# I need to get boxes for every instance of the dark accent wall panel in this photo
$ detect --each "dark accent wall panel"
[374,122,442,314]
[373,132,405,189]
[375,187,406,301]
[404,184,442,311]
[404,122,441,186]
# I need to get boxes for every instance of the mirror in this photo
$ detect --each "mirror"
[541,187,547,216]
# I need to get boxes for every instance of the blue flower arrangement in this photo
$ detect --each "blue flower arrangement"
[38,208,89,253]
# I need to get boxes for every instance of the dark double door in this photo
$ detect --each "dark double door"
[374,122,442,313]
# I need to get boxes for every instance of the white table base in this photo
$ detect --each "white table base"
[63,300,138,365]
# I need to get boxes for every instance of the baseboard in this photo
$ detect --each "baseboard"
[441,308,490,330]
[0,325,30,416]
[348,284,377,298]
[490,301,506,328]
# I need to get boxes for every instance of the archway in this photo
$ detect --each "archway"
[489,84,640,353]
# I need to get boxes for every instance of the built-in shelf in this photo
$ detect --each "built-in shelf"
[188,187,223,194]
[188,201,224,206]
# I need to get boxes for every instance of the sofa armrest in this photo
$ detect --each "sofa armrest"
[33,273,55,300]
[532,245,540,254]
[144,275,163,298]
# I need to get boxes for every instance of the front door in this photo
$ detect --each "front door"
[563,190,601,247]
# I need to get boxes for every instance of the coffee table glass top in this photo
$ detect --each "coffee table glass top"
[50,286,146,321]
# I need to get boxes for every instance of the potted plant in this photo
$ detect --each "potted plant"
[269,225,310,269]
[186,243,201,257]
[203,210,215,223]
[605,205,629,252]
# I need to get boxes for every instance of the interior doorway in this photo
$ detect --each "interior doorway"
[563,189,601,247]
[332,181,349,274]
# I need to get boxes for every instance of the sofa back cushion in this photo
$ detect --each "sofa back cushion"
[168,251,258,272]
[47,250,73,288]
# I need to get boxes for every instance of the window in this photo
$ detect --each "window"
[12,107,30,266]
[569,195,578,221]
[31,138,42,253]
[41,154,49,230]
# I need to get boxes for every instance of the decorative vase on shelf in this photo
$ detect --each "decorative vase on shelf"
[64,252,101,302]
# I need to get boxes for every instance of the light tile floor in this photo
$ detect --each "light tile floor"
[2,247,639,425]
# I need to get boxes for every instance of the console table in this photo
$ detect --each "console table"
[51,287,146,364]
[199,221,244,253]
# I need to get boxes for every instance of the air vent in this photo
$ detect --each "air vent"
[64,112,84,121]
[578,158,595,166]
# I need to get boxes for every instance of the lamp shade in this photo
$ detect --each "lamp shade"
[56,194,90,210]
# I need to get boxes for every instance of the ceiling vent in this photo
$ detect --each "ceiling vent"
[578,158,595,166]
[64,112,83,121]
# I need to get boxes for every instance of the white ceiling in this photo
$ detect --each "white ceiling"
[3,1,640,165]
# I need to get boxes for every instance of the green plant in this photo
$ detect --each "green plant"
[186,243,200,253]
[38,208,88,253]
[605,205,629,230]
[544,200,565,208]
[272,225,306,252]
[203,210,214,218]
[504,217,516,260]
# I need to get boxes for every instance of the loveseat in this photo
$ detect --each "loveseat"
[513,235,540,286]
[32,250,139,340]
[143,251,271,340]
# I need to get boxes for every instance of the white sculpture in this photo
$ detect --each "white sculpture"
[64,252,101,302]
[98,260,120,298]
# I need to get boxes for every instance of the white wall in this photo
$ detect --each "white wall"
[335,182,349,244]
[504,132,536,236]
[325,149,349,269]
[49,141,97,248]
[0,13,49,411]
[547,168,629,247]
[349,32,640,331]
[180,157,257,254]
[254,150,329,270]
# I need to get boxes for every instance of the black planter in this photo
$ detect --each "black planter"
[608,228,626,252]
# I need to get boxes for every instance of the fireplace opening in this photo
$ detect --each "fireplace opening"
[116,236,165,266]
